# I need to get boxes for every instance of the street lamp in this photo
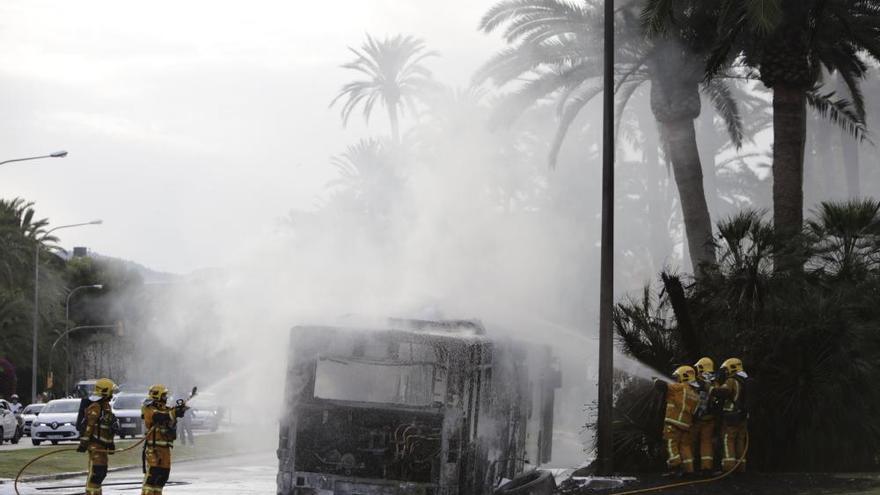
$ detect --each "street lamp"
[64,285,104,393]
[31,220,103,401]
[0,151,68,166]
[596,0,615,475]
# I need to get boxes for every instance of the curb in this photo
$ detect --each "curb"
[0,449,267,484]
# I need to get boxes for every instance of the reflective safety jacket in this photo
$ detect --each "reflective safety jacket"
[80,400,115,446]
[716,374,748,422]
[142,401,179,448]
[663,382,700,430]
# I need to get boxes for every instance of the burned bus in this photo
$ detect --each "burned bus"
[276,319,560,495]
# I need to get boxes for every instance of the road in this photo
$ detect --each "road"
[0,428,222,452]
[0,439,40,452]
[2,452,277,494]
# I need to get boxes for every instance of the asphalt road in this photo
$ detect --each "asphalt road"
[3,452,277,494]
[0,439,37,452]
[0,428,220,452]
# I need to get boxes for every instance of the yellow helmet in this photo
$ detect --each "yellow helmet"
[94,378,117,399]
[694,357,714,375]
[673,365,697,383]
[721,357,744,375]
[148,384,169,402]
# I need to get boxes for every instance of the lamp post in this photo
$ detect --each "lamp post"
[47,324,115,394]
[596,0,615,475]
[31,220,103,402]
[0,151,67,166]
[64,285,103,393]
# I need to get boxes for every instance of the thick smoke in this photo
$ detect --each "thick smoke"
[123,37,798,468]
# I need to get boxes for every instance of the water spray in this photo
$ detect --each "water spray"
[529,317,672,383]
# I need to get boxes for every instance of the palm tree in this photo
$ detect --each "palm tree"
[330,34,437,144]
[476,0,744,273]
[326,138,402,218]
[646,0,880,242]
[807,199,880,279]
[0,198,57,288]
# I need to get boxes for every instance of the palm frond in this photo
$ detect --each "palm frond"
[806,88,871,144]
[701,79,744,148]
[547,81,604,168]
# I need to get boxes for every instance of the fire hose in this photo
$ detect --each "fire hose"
[608,432,749,495]
[13,427,156,495]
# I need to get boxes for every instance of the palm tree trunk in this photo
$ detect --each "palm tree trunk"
[388,105,400,145]
[658,118,716,274]
[698,110,720,218]
[772,85,807,239]
[646,134,672,274]
[636,109,671,273]
[841,129,860,199]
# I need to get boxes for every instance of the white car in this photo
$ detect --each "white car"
[111,393,146,438]
[31,398,81,446]
[0,399,22,444]
[20,403,45,436]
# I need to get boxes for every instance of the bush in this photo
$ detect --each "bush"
[608,200,880,471]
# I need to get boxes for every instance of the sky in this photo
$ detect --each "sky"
[0,0,503,273]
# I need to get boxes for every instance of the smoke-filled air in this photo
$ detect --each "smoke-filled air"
[2,1,880,494]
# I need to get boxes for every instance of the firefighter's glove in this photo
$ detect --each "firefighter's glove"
[76,442,88,453]
[108,442,116,454]
[653,379,668,393]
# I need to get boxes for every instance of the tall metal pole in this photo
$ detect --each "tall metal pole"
[31,247,40,402]
[596,0,615,476]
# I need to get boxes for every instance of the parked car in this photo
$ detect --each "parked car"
[185,395,220,432]
[188,407,220,432]
[111,393,146,438]
[31,398,81,445]
[0,399,22,444]
[20,403,45,436]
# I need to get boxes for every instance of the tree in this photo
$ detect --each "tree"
[0,357,15,398]
[806,199,880,279]
[0,198,55,288]
[330,34,437,144]
[646,0,880,243]
[326,138,403,222]
[476,0,745,273]
[0,198,65,402]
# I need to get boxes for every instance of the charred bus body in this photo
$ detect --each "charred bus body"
[277,319,560,495]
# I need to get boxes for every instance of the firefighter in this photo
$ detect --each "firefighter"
[142,384,187,494]
[693,357,720,473]
[76,378,117,495]
[714,357,750,473]
[654,366,701,476]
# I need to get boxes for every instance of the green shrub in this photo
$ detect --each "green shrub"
[609,200,880,471]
